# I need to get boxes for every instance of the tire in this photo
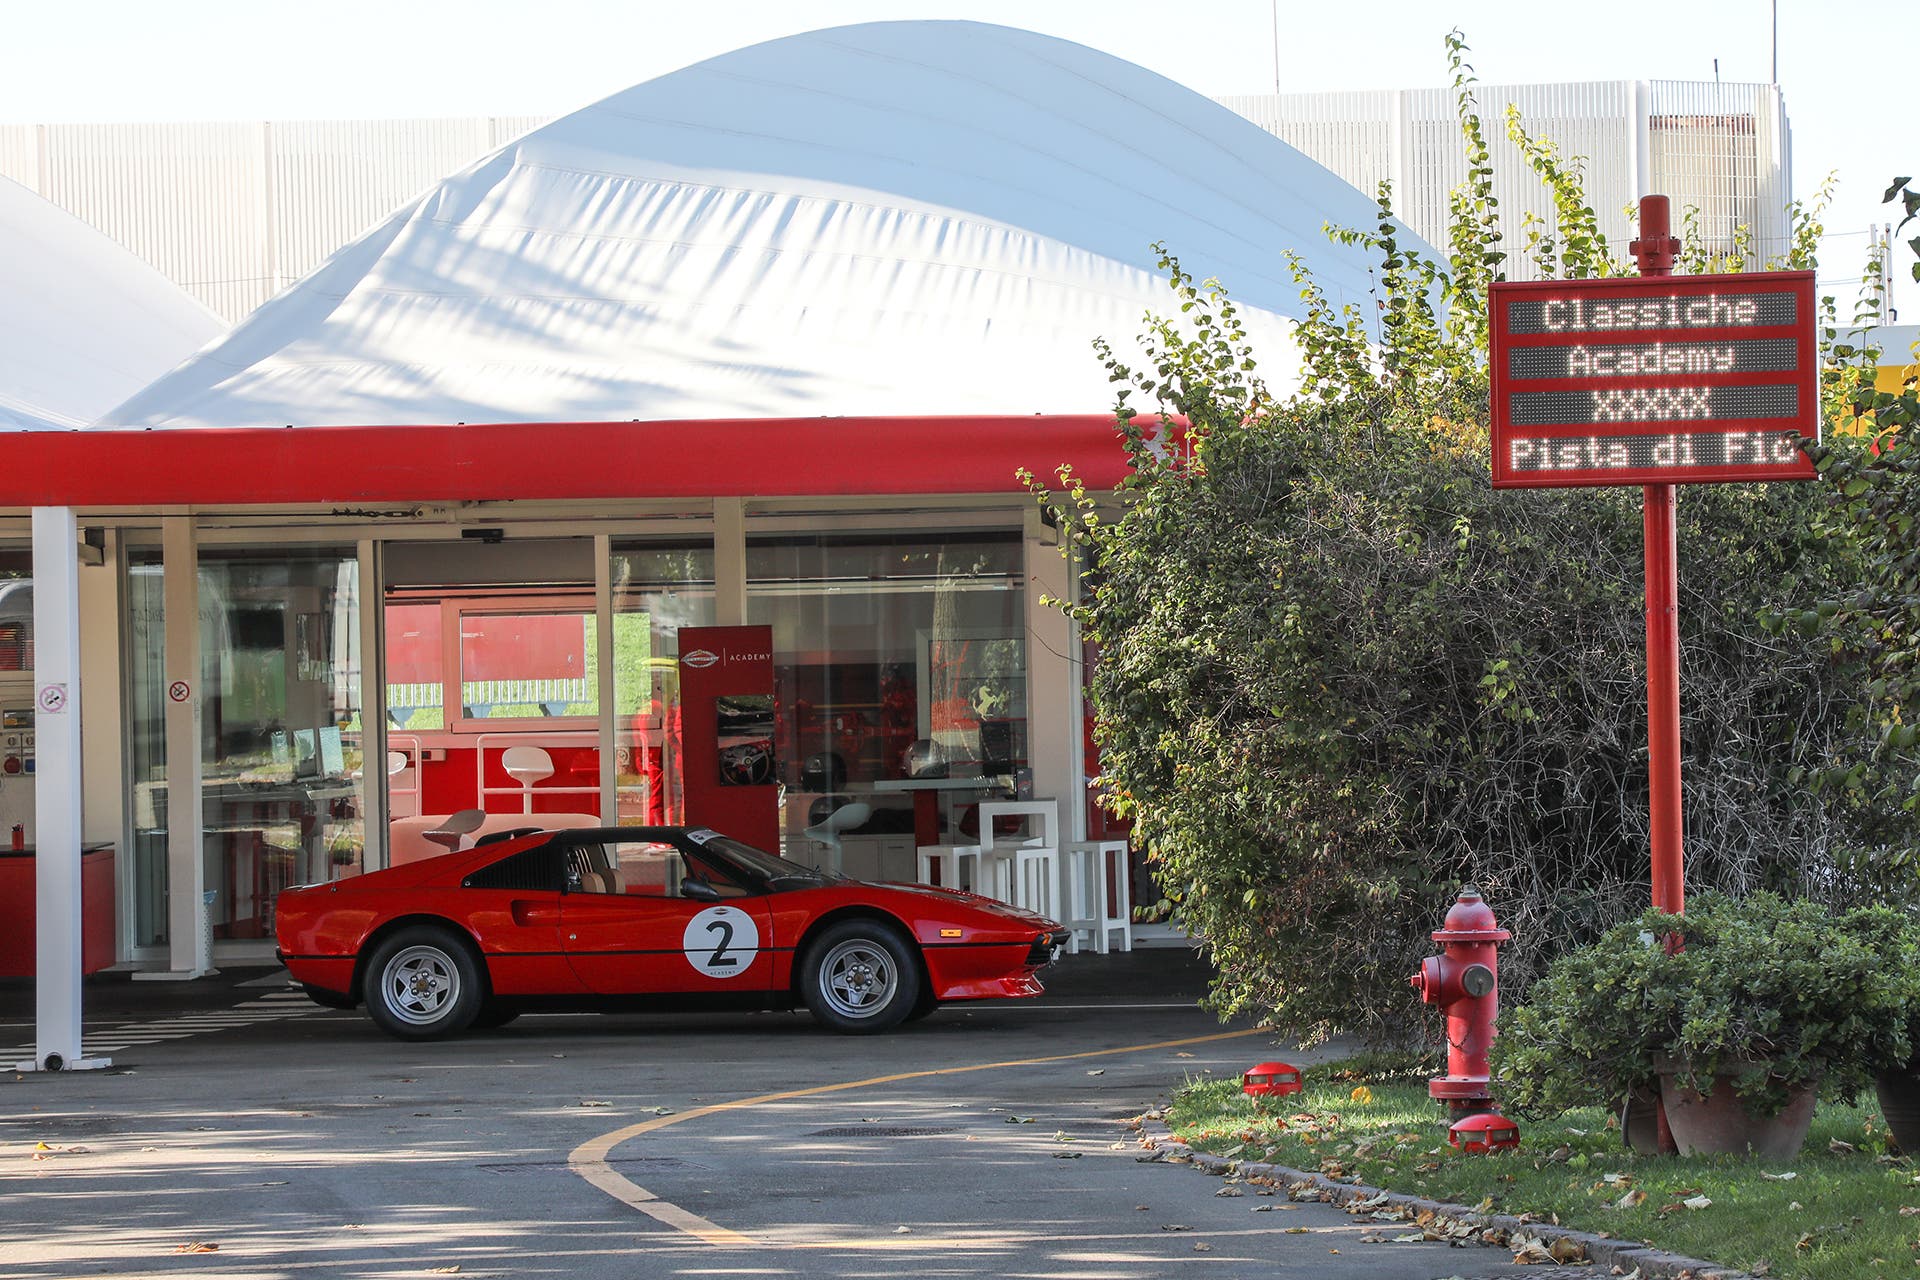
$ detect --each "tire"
[363,925,484,1040]
[801,920,921,1034]
[470,1003,522,1030]
[300,983,357,1010]
[902,985,938,1023]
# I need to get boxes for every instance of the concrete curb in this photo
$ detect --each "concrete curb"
[1132,1116,1760,1280]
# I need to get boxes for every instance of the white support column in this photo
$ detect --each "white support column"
[1023,506,1075,824]
[356,540,388,870]
[22,507,108,1071]
[713,498,747,626]
[140,515,210,979]
[1631,81,1652,202]
[594,533,616,823]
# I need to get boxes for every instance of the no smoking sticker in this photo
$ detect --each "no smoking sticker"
[682,905,759,979]
[36,684,68,714]
[168,681,192,703]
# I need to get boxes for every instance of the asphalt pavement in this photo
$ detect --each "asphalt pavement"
[0,951,1582,1279]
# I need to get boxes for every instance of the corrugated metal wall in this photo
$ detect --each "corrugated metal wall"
[0,116,548,322]
[1,86,1786,325]
[1221,80,1790,280]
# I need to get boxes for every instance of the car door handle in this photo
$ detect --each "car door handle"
[511,900,562,927]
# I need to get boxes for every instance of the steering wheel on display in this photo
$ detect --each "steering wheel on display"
[718,740,774,786]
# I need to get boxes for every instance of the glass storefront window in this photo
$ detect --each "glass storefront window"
[746,532,1026,854]
[384,602,444,730]
[613,544,715,825]
[126,555,168,946]
[387,598,597,732]
[128,547,369,946]
[200,549,367,939]
[458,610,596,722]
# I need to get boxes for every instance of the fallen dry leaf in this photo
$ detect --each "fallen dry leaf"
[1682,1195,1712,1210]
[1192,1242,1212,1252]
[173,1242,218,1254]
[1550,1237,1587,1263]
[1512,1239,1554,1265]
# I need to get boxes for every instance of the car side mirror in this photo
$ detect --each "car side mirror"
[680,877,721,903]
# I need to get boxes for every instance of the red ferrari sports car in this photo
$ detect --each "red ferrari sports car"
[274,825,1068,1039]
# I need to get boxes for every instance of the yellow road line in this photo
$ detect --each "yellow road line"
[567,1025,1266,1248]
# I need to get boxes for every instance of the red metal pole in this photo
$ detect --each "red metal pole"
[1631,195,1685,917]
[1643,483,1684,915]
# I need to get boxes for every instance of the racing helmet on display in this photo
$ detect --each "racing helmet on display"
[800,751,847,791]
[902,738,949,779]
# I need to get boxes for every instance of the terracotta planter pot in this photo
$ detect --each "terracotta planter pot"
[1620,1085,1663,1154]
[1657,1065,1817,1159]
[1875,1060,1920,1157]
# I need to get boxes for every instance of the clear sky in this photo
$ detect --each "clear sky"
[1,0,1908,316]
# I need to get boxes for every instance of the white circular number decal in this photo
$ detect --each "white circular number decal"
[682,905,759,979]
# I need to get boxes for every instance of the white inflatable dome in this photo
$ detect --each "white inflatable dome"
[0,176,222,430]
[104,20,1427,430]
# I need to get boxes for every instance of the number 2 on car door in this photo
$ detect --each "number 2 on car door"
[705,917,737,968]
[681,905,761,980]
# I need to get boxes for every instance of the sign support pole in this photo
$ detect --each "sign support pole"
[1630,195,1685,917]
[1643,484,1684,915]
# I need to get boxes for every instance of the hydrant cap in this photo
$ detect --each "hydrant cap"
[1433,887,1512,942]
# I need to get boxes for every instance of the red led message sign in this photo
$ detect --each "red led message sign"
[1489,272,1818,488]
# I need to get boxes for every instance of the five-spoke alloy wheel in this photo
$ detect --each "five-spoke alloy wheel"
[802,920,921,1033]
[363,925,484,1039]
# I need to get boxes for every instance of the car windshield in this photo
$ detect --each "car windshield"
[691,834,834,887]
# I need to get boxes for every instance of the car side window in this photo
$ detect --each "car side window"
[567,841,750,899]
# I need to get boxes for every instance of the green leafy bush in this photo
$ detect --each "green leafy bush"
[1495,893,1919,1116]
[1029,33,1885,1046]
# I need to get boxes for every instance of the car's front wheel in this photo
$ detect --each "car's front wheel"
[801,921,921,1034]
[363,926,484,1039]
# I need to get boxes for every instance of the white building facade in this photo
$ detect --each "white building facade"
[0,22,1435,1065]
[1223,79,1793,276]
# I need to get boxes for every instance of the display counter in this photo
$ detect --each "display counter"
[0,845,116,978]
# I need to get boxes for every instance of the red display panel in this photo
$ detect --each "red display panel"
[1489,272,1818,488]
[677,626,779,853]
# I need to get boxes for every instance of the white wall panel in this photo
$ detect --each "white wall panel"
[0,125,39,187]
[1222,80,1789,282]
[12,116,556,323]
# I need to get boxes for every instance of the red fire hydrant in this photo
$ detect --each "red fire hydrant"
[1409,886,1511,1120]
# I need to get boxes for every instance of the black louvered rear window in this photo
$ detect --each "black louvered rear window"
[464,842,568,892]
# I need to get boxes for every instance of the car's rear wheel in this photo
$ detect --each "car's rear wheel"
[802,921,920,1034]
[363,926,483,1039]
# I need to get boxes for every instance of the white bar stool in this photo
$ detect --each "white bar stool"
[917,843,983,894]
[1067,839,1133,953]
[977,799,1060,916]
